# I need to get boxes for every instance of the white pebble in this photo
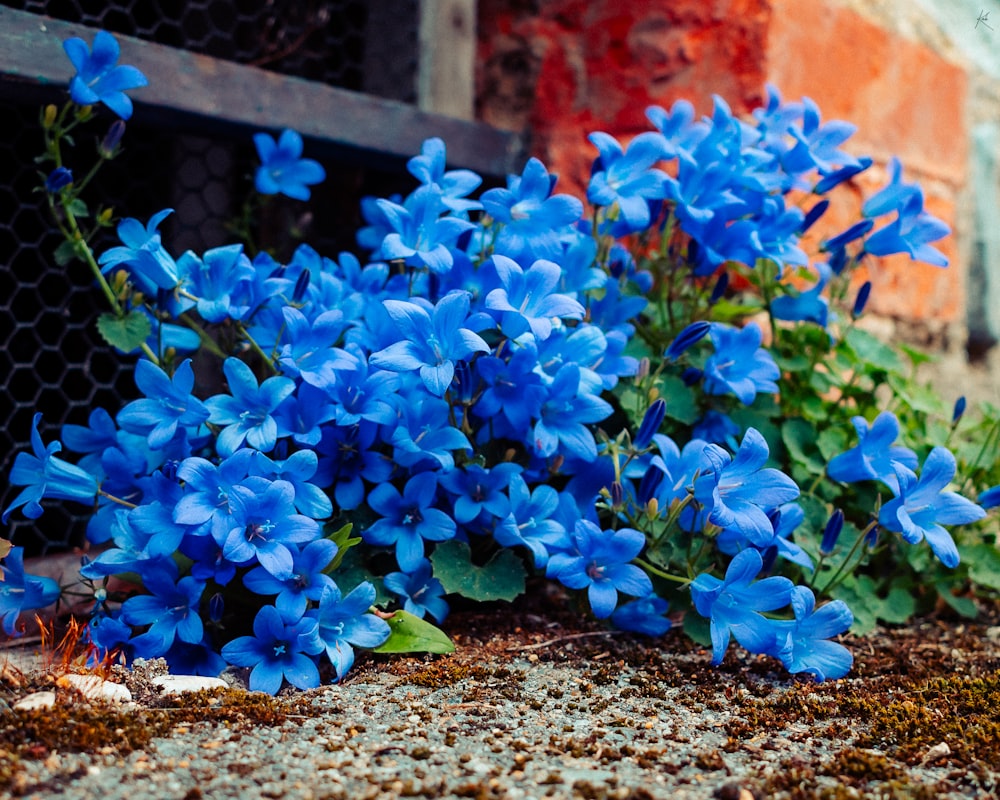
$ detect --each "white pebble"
[152,675,229,695]
[14,691,56,711]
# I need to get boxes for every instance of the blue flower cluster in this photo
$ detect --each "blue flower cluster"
[3,33,994,692]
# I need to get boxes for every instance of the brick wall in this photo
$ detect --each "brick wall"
[475,0,976,332]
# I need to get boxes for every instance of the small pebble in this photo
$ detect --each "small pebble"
[58,673,133,703]
[151,675,229,695]
[14,690,56,710]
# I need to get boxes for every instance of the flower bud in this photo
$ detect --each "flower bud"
[681,366,703,387]
[100,120,126,158]
[852,281,872,318]
[978,485,1000,510]
[45,166,74,193]
[951,396,966,424]
[637,468,663,506]
[42,104,58,129]
[800,199,830,233]
[292,269,311,303]
[709,271,730,305]
[634,399,666,450]
[665,320,711,361]
[645,497,659,518]
[610,481,624,509]
[820,509,844,556]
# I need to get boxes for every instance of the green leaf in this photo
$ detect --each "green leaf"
[430,540,526,602]
[682,609,712,647]
[53,239,78,266]
[373,610,455,654]
[843,328,902,373]
[816,427,848,462]
[657,374,698,425]
[67,197,89,218]
[323,522,361,572]
[963,544,1000,591]
[934,583,978,618]
[781,418,825,475]
[96,311,151,352]
[831,574,915,632]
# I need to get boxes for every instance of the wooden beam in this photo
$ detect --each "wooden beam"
[0,6,522,177]
[418,0,476,121]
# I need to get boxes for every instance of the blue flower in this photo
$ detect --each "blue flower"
[173,449,253,540]
[979,485,1000,510]
[389,395,472,471]
[549,520,652,619]
[315,421,393,511]
[98,209,181,294]
[178,244,256,323]
[0,547,61,636]
[879,447,986,568]
[377,185,475,273]
[3,413,99,523]
[253,129,326,200]
[611,594,671,637]
[310,581,391,680]
[383,558,449,622]
[494,473,569,568]
[206,358,296,456]
[864,190,950,267]
[771,262,831,328]
[439,463,519,525]
[781,97,860,175]
[221,605,325,694]
[533,363,614,462]
[120,572,206,651]
[481,157,583,263]
[694,428,800,547]
[407,137,483,214]
[664,321,711,362]
[690,548,794,665]
[826,411,918,493]
[45,167,74,193]
[222,477,321,579]
[473,344,546,434]
[243,539,338,623]
[775,586,854,681]
[484,256,585,340]
[703,322,780,405]
[117,359,210,450]
[365,472,457,571]
[63,30,148,119]
[370,292,489,396]
[587,131,670,232]
[276,307,357,391]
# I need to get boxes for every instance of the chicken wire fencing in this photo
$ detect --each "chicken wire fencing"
[1,0,425,554]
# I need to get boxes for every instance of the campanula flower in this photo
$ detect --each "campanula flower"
[389,394,471,471]
[690,548,794,665]
[633,399,667,450]
[587,131,670,232]
[3,413,99,523]
[384,558,449,622]
[774,586,854,681]
[222,477,321,579]
[879,447,986,568]
[364,472,457,571]
[438,463,519,525]
[173,449,254,540]
[248,449,333,519]
[253,129,326,200]
[645,99,708,157]
[694,428,800,547]
[0,547,61,636]
[276,307,357,391]
[44,167,73,193]
[407,137,483,214]
[771,262,831,328]
[864,190,950,267]
[99,209,180,294]
[370,292,489,396]
[702,322,780,405]
[63,30,148,119]
[549,520,652,619]
[116,359,210,450]
[826,411,918,493]
[979,485,1000,510]
[611,594,671,636]
[310,581,391,680]
[664,321,711,362]
[206,358,296,456]
[533,363,614,462]
[314,421,393,510]
[481,157,583,262]
[243,538,338,623]
[781,97,860,175]
[484,256,585,340]
[494,474,569,568]
[179,244,257,323]
[377,185,475,272]
[120,572,206,651]
[221,605,325,694]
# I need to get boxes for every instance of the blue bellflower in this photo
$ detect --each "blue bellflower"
[549,520,652,619]
[253,129,326,200]
[310,581,391,680]
[364,472,457,571]
[826,411,918,493]
[243,538,338,623]
[63,30,148,119]
[703,322,780,405]
[775,586,854,681]
[484,256,585,341]
[587,131,670,232]
[0,547,61,636]
[206,358,296,456]
[120,572,206,652]
[221,604,325,694]
[383,558,449,622]
[3,413,99,523]
[98,209,181,295]
[117,359,210,450]
[407,137,483,214]
[690,548,794,665]
[879,447,986,568]
[377,185,475,273]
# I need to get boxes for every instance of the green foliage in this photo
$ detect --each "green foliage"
[430,541,527,602]
[373,610,455,654]
[96,310,151,353]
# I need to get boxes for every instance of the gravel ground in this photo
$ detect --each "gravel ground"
[3,602,1000,800]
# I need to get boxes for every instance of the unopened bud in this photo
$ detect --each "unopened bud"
[634,399,666,450]
[610,481,624,509]
[852,281,872,318]
[99,120,126,159]
[42,104,58,129]
[952,396,966,424]
[645,497,659,518]
[820,509,844,556]
[44,166,73,193]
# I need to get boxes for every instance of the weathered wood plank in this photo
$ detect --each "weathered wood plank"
[0,6,523,176]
